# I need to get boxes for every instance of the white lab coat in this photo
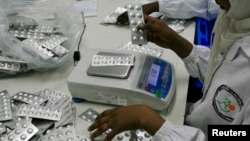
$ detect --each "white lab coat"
[158,0,219,20]
[153,36,250,141]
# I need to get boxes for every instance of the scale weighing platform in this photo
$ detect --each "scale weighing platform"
[67,48,175,111]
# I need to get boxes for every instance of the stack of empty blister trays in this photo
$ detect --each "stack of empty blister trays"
[0,88,154,141]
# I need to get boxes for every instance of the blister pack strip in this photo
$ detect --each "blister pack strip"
[91,54,135,66]
[40,88,71,107]
[54,107,74,128]
[42,88,71,99]
[0,55,25,64]
[16,104,63,121]
[51,45,69,56]
[22,39,54,59]
[19,25,55,34]
[41,35,68,50]
[11,91,48,106]
[79,108,99,122]
[52,97,74,127]
[1,119,38,141]
[135,129,153,141]
[40,126,77,141]
[0,90,13,122]
[113,131,134,141]
[9,29,47,40]
[0,61,21,72]
[117,42,163,57]
[127,3,147,45]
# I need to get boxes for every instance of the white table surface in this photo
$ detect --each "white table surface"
[0,0,195,138]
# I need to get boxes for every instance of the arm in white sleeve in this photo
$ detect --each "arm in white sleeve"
[158,0,219,20]
[153,120,206,141]
[182,45,210,84]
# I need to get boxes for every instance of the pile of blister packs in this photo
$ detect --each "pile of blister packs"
[0,89,153,141]
[0,23,70,76]
[0,0,84,76]
[0,88,85,141]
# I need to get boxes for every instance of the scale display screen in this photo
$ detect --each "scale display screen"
[137,56,173,99]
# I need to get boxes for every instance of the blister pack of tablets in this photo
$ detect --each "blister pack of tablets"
[39,92,74,127]
[16,104,63,121]
[0,54,27,75]
[0,61,21,73]
[20,25,55,34]
[160,16,186,33]
[127,3,147,45]
[79,108,99,122]
[117,42,163,58]
[113,131,135,141]
[0,118,38,141]
[76,135,90,141]
[0,55,25,64]
[50,45,69,56]
[41,35,68,50]
[39,125,77,141]
[135,129,153,141]
[11,91,48,106]
[91,54,135,67]
[22,39,54,59]
[0,90,13,122]
[39,88,71,107]
[9,29,47,40]
[52,97,75,127]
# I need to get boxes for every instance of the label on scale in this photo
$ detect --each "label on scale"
[93,93,127,106]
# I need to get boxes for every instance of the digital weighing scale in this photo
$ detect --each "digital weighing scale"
[67,48,175,111]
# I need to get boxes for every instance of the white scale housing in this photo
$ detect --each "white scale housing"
[67,48,175,111]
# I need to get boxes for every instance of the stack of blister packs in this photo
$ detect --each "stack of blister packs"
[0,23,70,75]
[0,88,153,141]
[0,89,88,141]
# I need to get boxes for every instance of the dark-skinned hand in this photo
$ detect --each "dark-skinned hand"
[88,104,165,141]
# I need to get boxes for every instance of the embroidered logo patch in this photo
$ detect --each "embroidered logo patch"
[213,85,244,122]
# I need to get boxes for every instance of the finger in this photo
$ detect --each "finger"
[90,123,110,140]
[146,30,154,42]
[104,129,120,141]
[88,118,108,131]
[88,111,111,131]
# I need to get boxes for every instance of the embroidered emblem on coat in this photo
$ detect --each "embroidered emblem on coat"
[213,85,244,122]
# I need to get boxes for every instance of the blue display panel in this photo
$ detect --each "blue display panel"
[137,56,173,99]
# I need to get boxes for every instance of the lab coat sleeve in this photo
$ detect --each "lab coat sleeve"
[153,120,206,141]
[158,0,219,20]
[182,45,210,84]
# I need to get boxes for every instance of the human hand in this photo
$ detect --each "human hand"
[138,15,193,58]
[137,15,178,49]
[88,104,165,141]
